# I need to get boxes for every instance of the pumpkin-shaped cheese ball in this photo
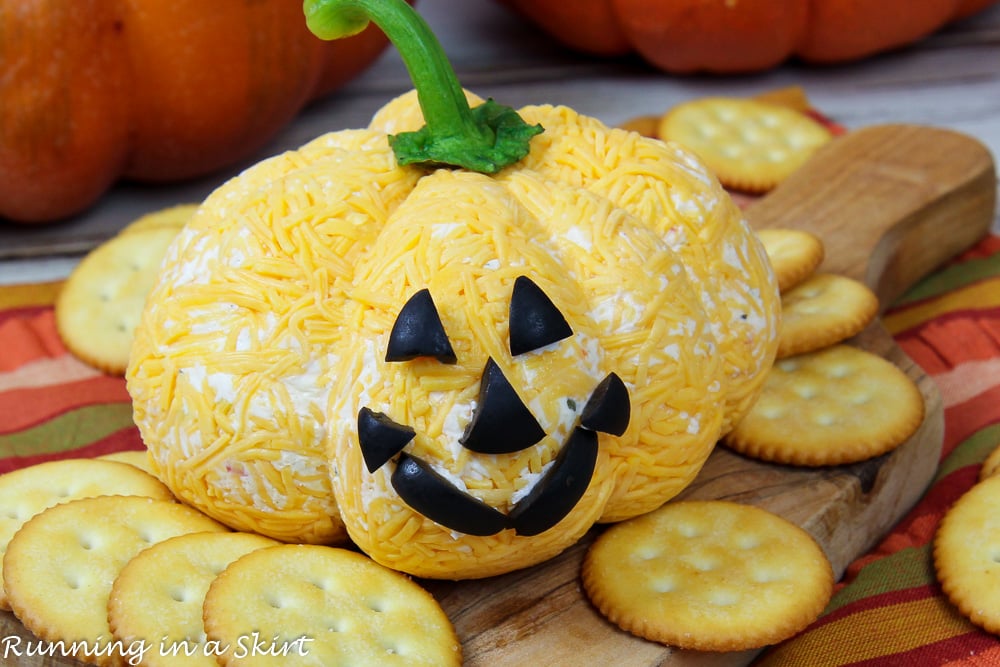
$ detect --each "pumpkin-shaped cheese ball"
[328,169,724,577]
[127,0,780,577]
[127,129,420,544]
[370,91,779,523]
[370,94,778,437]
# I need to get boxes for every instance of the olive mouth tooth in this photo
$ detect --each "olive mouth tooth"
[356,372,630,537]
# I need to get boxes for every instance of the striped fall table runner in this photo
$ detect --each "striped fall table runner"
[1,234,997,664]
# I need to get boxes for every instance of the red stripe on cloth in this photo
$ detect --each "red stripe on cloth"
[851,631,1000,666]
[0,426,144,475]
[894,308,1000,374]
[942,391,1000,459]
[0,305,49,327]
[0,310,67,371]
[818,584,940,628]
[0,376,131,434]
[955,234,1000,261]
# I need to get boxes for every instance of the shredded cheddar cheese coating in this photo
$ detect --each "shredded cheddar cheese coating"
[128,130,420,543]
[127,89,780,577]
[516,105,780,437]
[330,171,616,576]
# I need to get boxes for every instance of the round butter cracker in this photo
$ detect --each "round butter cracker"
[617,114,661,138]
[756,228,825,293]
[203,544,461,666]
[109,532,280,667]
[777,273,879,359]
[0,458,173,611]
[659,97,833,193]
[98,449,155,474]
[935,474,1000,634]
[119,203,198,236]
[582,500,834,651]
[724,345,924,466]
[3,495,228,666]
[979,438,1000,481]
[56,224,184,375]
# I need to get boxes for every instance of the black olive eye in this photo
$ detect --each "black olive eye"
[357,407,415,473]
[385,288,457,363]
[580,372,631,436]
[460,358,546,454]
[509,276,573,356]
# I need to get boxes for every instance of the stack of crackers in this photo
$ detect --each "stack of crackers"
[617,91,925,469]
[725,228,925,467]
[0,456,462,666]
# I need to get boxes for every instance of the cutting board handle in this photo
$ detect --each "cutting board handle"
[746,123,996,305]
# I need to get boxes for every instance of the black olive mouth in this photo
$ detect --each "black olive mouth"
[356,371,629,537]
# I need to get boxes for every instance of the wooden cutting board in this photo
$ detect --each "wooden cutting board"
[0,124,995,667]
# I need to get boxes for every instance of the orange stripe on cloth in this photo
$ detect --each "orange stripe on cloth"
[755,595,974,666]
[0,375,131,434]
[894,308,1000,375]
[0,309,67,371]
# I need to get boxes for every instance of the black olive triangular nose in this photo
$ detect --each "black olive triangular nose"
[509,276,573,356]
[385,288,457,363]
[357,407,415,473]
[460,357,546,454]
[580,372,631,436]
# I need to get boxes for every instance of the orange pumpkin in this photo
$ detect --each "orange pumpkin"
[0,0,402,224]
[496,0,999,74]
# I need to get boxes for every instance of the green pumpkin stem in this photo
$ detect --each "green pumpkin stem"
[303,0,542,173]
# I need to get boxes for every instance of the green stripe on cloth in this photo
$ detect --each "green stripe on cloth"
[894,252,1000,306]
[823,545,934,616]
[0,402,136,458]
[933,422,1000,483]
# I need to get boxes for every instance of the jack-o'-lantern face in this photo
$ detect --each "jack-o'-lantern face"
[357,275,629,537]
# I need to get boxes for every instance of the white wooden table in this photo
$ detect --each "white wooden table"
[1,0,998,282]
